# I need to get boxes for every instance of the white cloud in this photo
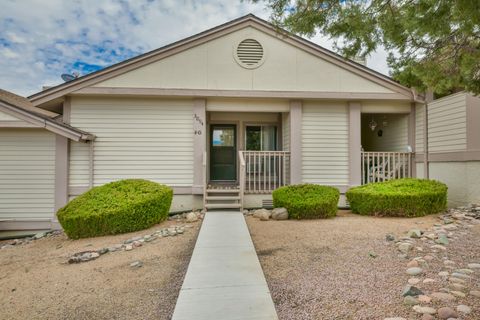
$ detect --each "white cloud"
[0,0,390,96]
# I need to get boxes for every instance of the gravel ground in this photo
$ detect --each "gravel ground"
[0,219,200,320]
[247,210,480,320]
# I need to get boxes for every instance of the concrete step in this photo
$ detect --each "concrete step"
[206,196,241,201]
[205,203,242,209]
[205,189,240,194]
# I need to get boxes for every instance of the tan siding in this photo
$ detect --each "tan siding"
[361,113,408,152]
[95,27,395,94]
[428,93,467,152]
[0,129,55,220]
[0,110,20,121]
[302,102,349,185]
[69,141,90,186]
[69,97,194,187]
[415,104,425,153]
[282,112,290,151]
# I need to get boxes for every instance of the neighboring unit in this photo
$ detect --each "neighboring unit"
[416,92,480,206]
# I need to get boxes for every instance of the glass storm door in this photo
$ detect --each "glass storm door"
[210,124,236,181]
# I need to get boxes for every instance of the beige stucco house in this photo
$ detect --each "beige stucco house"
[3,14,476,232]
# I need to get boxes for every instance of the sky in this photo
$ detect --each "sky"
[0,0,390,96]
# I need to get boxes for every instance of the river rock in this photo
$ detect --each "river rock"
[403,295,418,305]
[185,211,198,222]
[431,292,456,302]
[402,285,423,297]
[398,242,413,254]
[413,306,436,315]
[406,267,423,276]
[408,229,423,238]
[468,263,480,269]
[456,304,471,314]
[271,207,288,220]
[437,307,457,319]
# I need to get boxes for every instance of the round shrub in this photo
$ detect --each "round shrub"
[346,178,447,217]
[272,184,340,219]
[57,179,173,239]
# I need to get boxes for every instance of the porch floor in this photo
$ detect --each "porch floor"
[171,211,278,320]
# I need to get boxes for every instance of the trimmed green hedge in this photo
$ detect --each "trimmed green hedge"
[272,184,340,219]
[57,179,173,239]
[346,178,447,217]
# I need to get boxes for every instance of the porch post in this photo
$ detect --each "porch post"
[289,100,302,184]
[193,98,206,194]
[348,102,362,186]
[408,102,417,177]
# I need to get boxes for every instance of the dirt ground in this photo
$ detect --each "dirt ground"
[0,219,200,320]
[247,210,480,320]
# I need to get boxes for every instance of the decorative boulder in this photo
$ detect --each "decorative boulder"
[253,209,271,221]
[271,207,288,220]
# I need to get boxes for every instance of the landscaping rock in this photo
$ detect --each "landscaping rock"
[421,314,435,320]
[398,242,413,254]
[130,260,143,268]
[253,209,271,220]
[408,229,423,238]
[402,285,423,297]
[68,251,100,264]
[407,260,419,268]
[431,292,456,302]
[456,304,471,314]
[33,232,47,240]
[385,234,395,241]
[450,290,466,298]
[418,295,432,303]
[408,277,421,285]
[124,244,133,251]
[470,290,480,297]
[406,267,423,276]
[185,212,198,222]
[403,295,419,305]
[271,207,288,220]
[435,234,449,245]
[467,263,480,269]
[437,307,457,319]
[413,306,436,315]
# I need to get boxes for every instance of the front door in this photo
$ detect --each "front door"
[210,124,236,181]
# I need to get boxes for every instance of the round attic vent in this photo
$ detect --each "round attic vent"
[235,39,265,69]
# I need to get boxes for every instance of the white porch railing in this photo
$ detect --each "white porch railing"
[361,151,414,184]
[239,151,291,194]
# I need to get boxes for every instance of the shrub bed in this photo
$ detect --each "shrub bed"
[346,178,447,217]
[57,179,173,239]
[272,184,340,219]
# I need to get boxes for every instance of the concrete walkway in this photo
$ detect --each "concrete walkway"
[172,211,278,320]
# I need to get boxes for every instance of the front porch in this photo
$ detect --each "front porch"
[197,102,416,211]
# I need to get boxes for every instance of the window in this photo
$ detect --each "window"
[212,127,235,147]
[245,125,277,151]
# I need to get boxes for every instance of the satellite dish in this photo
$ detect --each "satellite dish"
[61,73,76,82]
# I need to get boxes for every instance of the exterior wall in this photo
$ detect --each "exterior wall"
[302,102,349,186]
[0,129,56,222]
[171,195,203,213]
[94,27,395,94]
[361,113,409,152]
[428,92,467,153]
[429,161,480,207]
[69,97,194,187]
[415,103,425,154]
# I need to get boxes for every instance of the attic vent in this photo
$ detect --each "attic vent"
[235,39,264,69]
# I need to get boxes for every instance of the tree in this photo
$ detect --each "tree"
[252,0,480,96]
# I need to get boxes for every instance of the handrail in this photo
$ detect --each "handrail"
[202,151,207,210]
[238,151,246,211]
[361,151,414,184]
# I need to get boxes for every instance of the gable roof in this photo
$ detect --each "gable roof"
[29,14,421,105]
[0,89,94,142]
